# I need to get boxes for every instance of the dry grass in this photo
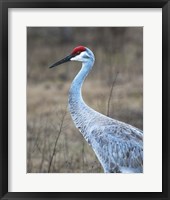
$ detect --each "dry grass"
[27,27,143,173]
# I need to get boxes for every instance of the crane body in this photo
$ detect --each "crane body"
[50,46,143,173]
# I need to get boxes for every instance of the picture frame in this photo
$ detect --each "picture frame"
[0,0,169,199]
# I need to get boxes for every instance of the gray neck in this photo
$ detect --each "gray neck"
[68,61,94,137]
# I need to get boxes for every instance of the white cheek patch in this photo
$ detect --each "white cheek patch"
[70,55,80,61]
[70,52,86,61]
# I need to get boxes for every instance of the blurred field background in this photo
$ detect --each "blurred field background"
[27,27,143,173]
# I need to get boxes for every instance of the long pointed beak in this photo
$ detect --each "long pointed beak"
[49,54,73,68]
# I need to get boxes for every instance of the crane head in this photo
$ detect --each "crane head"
[49,46,95,68]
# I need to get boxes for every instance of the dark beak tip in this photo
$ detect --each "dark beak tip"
[49,65,54,69]
[48,54,73,69]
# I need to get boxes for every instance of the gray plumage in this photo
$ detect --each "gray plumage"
[51,46,143,173]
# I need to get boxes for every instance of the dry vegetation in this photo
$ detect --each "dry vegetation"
[27,27,143,173]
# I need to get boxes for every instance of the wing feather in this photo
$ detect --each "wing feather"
[89,121,143,172]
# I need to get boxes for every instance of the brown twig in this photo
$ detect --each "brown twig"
[47,107,67,173]
[106,72,119,117]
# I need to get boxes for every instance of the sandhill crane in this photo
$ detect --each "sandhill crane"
[49,46,143,173]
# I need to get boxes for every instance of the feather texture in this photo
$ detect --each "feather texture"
[67,47,143,173]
